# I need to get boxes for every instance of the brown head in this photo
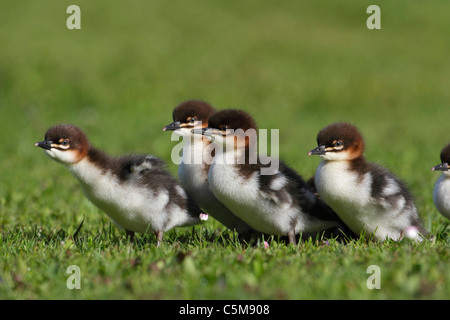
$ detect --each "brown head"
[208,109,257,132]
[163,100,215,136]
[192,109,258,151]
[35,124,90,165]
[308,122,365,161]
[432,143,450,173]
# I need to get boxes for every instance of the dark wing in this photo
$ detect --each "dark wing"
[278,160,351,226]
[122,155,202,218]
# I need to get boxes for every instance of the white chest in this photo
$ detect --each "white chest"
[315,161,377,234]
[208,163,259,206]
[178,138,212,198]
[315,161,371,205]
[208,163,303,235]
[433,175,450,219]
[178,162,209,196]
[179,161,249,231]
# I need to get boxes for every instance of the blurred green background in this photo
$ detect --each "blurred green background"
[0,0,449,299]
[2,0,450,224]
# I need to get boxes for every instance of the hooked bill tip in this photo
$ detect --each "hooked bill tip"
[431,163,449,172]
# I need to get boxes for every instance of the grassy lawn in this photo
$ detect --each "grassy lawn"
[0,0,449,300]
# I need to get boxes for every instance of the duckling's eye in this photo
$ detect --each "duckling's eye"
[62,139,70,146]
[334,140,344,149]
[189,117,198,123]
[219,125,230,131]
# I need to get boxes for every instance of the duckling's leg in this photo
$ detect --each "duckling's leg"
[156,230,164,247]
[288,230,296,245]
[126,230,135,242]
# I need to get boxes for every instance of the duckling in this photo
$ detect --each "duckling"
[163,100,255,235]
[309,122,426,241]
[35,124,203,246]
[431,143,450,219]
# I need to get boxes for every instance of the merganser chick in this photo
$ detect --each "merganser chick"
[308,122,426,241]
[193,109,349,244]
[163,100,254,235]
[431,143,450,219]
[35,124,203,246]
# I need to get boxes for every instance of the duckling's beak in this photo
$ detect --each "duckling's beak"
[162,121,181,132]
[191,127,223,137]
[192,127,208,135]
[191,128,224,143]
[431,162,449,171]
[308,145,326,156]
[35,140,53,150]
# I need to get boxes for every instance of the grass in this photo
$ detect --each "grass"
[0,0,449,300]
